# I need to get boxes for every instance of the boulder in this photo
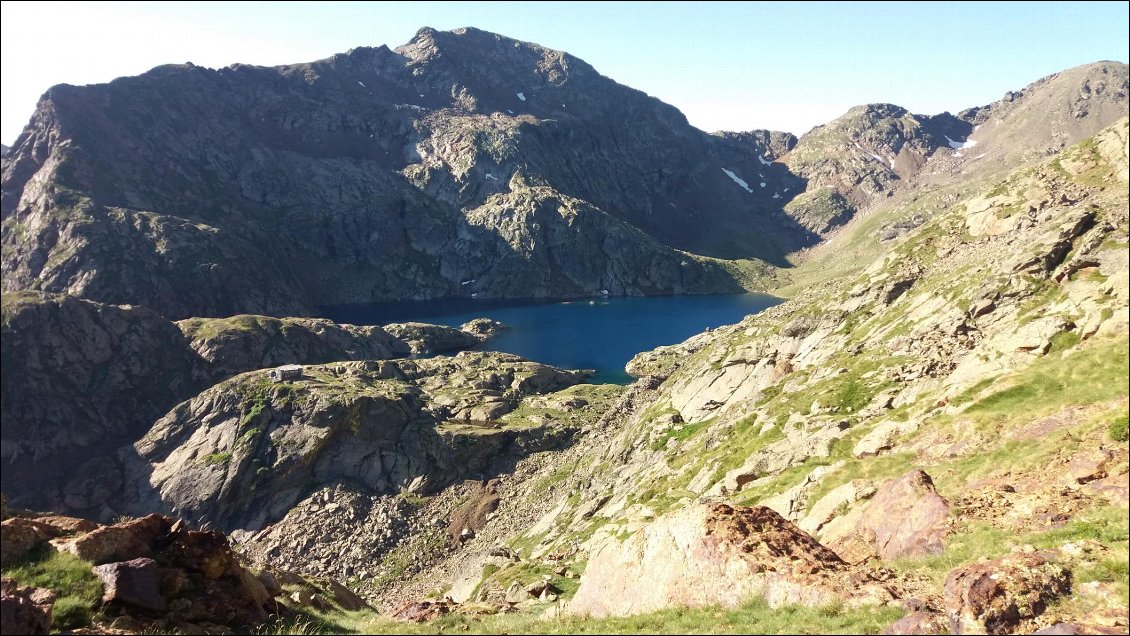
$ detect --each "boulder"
[0,519,51,566]
[167,530,236,580]
[505,580,528,604]
[882,611,949,635]
[32,516,100,536]
[944,552,1071,634]
[57,525,151,565]
[256,571,283,597]
[92,558,168,611]
[0,577,55,635]
[1085,472,1129,507]
[799,479,876,535]
[1066,450,1113,484]
[569,503,878,618]
[858,470,950,560]
[390,600,453,622]
[323,578,369,611]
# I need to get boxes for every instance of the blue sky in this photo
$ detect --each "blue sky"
[1,1,1127,143]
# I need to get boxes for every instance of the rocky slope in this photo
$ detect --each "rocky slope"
[779,61,1128,237]
[0,293,497,516]
[117,354,586,532]
[1,27,808,319]
[291,118,1127,634]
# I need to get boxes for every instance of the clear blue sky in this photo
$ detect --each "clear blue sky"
[1,1,1127,144]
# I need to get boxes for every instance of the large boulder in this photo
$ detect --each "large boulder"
[848,470,951,561]
[57,525,152,565]
[569,503,884,618]
[0,577,54,635]
[92,558,168,611]
[0,519,51,566]
[944,551,1071,634]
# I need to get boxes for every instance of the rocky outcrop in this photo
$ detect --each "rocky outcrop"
[92,558,168,611]
[849,470,951,561]
[568,503,890,618]
[4,512,276,633]
[178,314,411,378]
[0,292,205,512]
[944,552,1072,634]
[1,293,492,515]
[0,577,54,636]
[118,353,585,531]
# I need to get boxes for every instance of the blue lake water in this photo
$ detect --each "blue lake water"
[323,293,782,384]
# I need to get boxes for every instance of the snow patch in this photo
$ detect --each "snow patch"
[516,92,526,101]
[760,182,767,188]
[507,110,514,114]
[357,81,366,88]
[722,168,753,193]
[946,135,978,150]
[461,279,475,286]
[772,193,781,199]
[758,155,773,166]
[485,173,498,181]
[974,153,987,159]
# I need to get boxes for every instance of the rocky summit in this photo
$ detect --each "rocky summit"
[1,24,1128,636]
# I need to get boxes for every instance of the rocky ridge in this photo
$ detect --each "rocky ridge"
[0,292,504,516]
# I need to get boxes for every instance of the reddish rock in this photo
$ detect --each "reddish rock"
[0,519,51,566]
[1085,472,1129,507]
[59,525,151,565]
[882,611,949,635]
[569,503,886,619]
[1034,623,1128,635]
[1,577,55,635]
[1067,450,1113,484]
[92,558,168,611]
[390,600,453,622]
[944,552,1071,634]
[860,470,950,560]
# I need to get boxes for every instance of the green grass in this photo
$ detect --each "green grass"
[354,596,903,635]
[1,545,104,631]
[1109,413,1129,442]
[204,451,233,465]
[962,337,1129,423]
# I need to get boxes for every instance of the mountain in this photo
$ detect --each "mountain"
[1,27,811,320]
[0,27,1127,634]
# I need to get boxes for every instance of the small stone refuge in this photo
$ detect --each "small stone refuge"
[269,364,303,382]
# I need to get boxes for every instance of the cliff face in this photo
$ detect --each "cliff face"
[0,293,492,514]
[1,27,810,319]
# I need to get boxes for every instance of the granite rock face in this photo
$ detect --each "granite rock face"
[1,27,815,319]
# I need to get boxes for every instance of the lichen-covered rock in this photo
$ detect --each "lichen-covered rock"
[944,552,1071,634]
[854,470,950,561]
[119,354,584,532]
[568,503,885,618]
[0,577,54,635]
[0,519,51,566]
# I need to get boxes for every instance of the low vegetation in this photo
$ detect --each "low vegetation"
[1,545,103,630]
